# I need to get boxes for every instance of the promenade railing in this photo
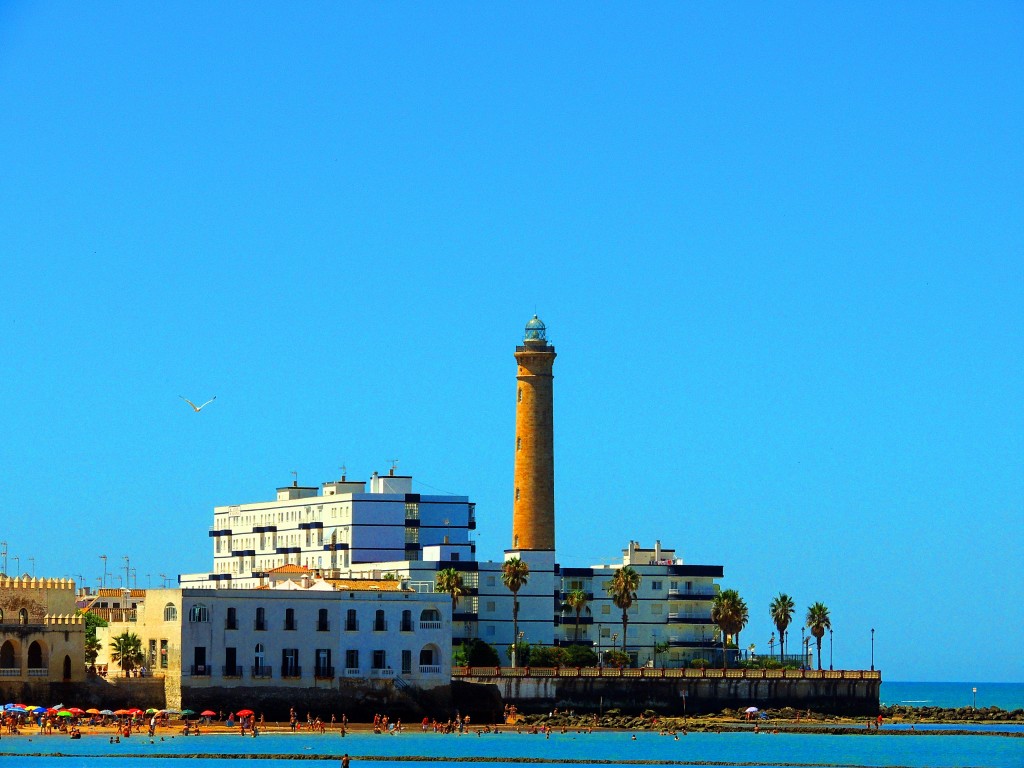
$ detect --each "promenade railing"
[453,666,881,680]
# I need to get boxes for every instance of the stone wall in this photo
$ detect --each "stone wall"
[464,675,880,717]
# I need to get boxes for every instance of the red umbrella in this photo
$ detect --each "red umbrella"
[68,707,85,715]
[128,708,143,715]
[236,709,254,717]
[114,709,130,716]
[201,710,217,717]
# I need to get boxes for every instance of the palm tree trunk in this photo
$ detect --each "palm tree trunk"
[574,609,581,642]
[512,593,519,657]
[817,637,823,670]
[622,610,628,652]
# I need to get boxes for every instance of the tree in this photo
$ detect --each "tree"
[805,602,831,671]
[652,640,671,668]
[561,589,591,643]
[769,593,795,662]
[456,639,500,667]
[78,610,107,668]
[711,589,748,670]
[605,566,641,653]
[562,644,598,667]
[501,557,530,656]
[109,631,144,676]
[435,568,467,613]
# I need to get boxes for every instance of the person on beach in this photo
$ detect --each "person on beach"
[341,754,350,768]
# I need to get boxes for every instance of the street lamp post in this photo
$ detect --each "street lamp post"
[612,632,618,661]
[28,557,35,578]
[871,628,875,671]
[801,626,806,668]
[13,556,19,576]
[769,632,775,660]
[972,687,977,708]
[100,555,107,589]
[829,628,833,671]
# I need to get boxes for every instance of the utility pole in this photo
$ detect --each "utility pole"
[100,555,107,588]
[28,557,35,578]
[123,556,130,589]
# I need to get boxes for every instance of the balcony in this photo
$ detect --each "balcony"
[254,620,267,632]
[667,586,717,599]
[284,621,298,631]
[225,619,238,630]
[369,668,394,678]
[0,669,19,677]
[343,667,362,677]
[419,620,443,630]
[345,621,359,632]
[314,666,335,679]
[190,665,212,676]
[317,621,330,632]
[28,667,48,677]
[373,621,387,632]
[418,665,442,675]
[251,665,273,678]
[281,666,302,679]
[667,613,715,624]
[222,665,243,677]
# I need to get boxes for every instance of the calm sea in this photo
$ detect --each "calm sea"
[2,729,1023,768]
[881,681,1024,710]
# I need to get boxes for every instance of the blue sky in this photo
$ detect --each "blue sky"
[0,3,1021,682]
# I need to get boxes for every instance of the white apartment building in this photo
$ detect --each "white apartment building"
[181,468,475,589]
[557,541,722,668]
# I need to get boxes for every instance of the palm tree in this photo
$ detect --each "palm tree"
[501,557,530,653]
[769,593,795,662]
[605,566,641,653]
[561,589,591,643]
[109,631,144,676]
[711,589,748,669]
[805,602,831,671]
[435,568,467,613]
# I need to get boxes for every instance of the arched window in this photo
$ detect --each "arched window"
[0,640,16,669]
[188,603,209,623]
[419,646,436,666]
[419,608,441,622]
[163,603,178,622]
[27,641,43,668]
[63,655,71,681]
[19,608,28,625]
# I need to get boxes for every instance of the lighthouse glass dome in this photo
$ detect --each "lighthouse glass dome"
[524,315,546,342]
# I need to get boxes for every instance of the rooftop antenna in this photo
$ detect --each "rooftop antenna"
[339,465,347,481]
[388,458,399,476]
[291,470,298,487]
[1,541,6,575]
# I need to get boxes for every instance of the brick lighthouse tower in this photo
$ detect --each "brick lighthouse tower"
[512,314,557,552]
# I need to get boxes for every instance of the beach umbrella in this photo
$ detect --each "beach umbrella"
[128,708,143,715]
[57,711,73,718]
[99,709,115,716]
[180,709,196,719]
[69,708,85,715]
[114,709,130,716]
[236,709,254,717]
[164,708,181,714]
[201,710,217,717]
[86,709,101,715]
[32,707,47,714]
[145,708,159,714]
[744,707,759,713]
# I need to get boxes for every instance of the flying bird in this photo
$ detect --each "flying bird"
[180,395,216,412]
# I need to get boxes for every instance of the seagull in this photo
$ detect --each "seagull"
[179,395,216,412]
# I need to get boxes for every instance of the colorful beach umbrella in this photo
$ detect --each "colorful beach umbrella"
[57,711,73,718]
[145,708,159,714]
[86,709,101,715]
[180,709,196,718]
[236,709,254,717]
[69,708,85,715]
[99,709,115,716]
[201,710,217,717]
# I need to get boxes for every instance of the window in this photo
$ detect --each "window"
[226,607,238,630]
[19,608,29,625]
[486,601,495,613]
[651,581,663,591]
[316,649,332,677]
[486,575,495,587]
[517,388,522,402]
[401,650,412,675]
[282,648,299,677]
[401,610,412,632]
[317,609,329,632]
[652,604,663,615]
[0,608,3,622]
[345,649,359,670]
[601,604,611,615]
[601,627,610,638]
[515,487,520,501]
[255,607,267,631]
[372,650,386,670]
[346,609,358,631]
[374,610,386,632]
[188,604,209,623]
[285,608,297,631]
[160,639,168,669]
[253,643,269,676]
[516,437,521,451]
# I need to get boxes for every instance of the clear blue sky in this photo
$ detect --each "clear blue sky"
[1,3,1021,682]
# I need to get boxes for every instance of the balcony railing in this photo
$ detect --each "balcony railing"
[252,665,273,678]
[254,620,267,631]
[27,667,48,677]
[667,586,717,598]
[284,621,298,631]
[190,665,211,676]
[418,665,442,675]
[343,667,362,677]
[314,666,335,678]
[222,665,243,677]
[345,621,359,631]
[0,669,19,677]
[317,621,330,632]
[419,620,443,630]
[369,668,394,678]
[281,666,302,679]
[452,666,882,680]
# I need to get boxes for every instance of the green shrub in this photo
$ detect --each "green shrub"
[530,646,565,667]
[690,658,710,669]
[457,639,500,667]
[562,644,599,667]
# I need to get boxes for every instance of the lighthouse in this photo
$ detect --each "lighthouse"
[512,315,557,552]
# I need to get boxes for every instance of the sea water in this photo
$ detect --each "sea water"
[881,681,1024,710]
[1,729,1022,768]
